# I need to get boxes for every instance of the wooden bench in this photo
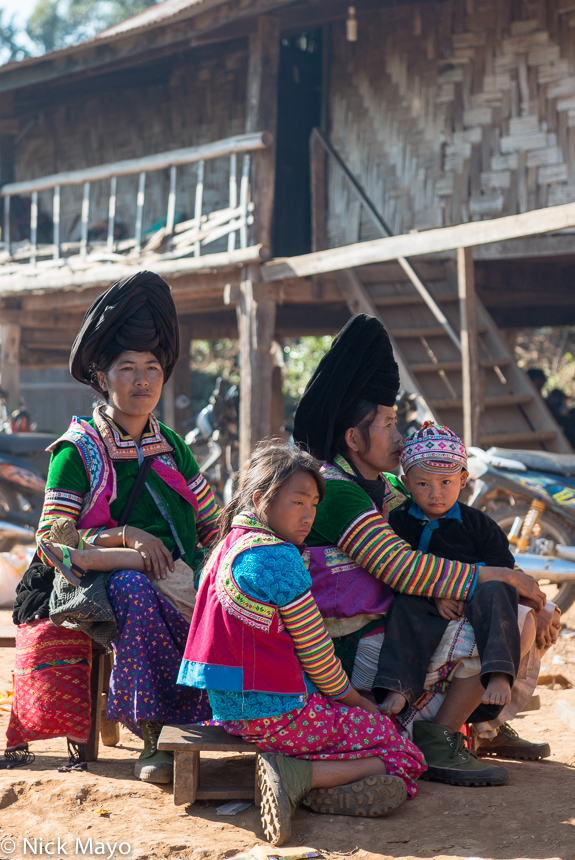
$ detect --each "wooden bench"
[0,624,119,761]
[158,724,262,806]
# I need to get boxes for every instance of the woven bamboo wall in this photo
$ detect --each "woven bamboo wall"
[13,41,247,244]
[327,0,575,245]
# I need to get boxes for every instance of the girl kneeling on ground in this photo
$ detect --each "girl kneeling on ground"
[178,439,425,844]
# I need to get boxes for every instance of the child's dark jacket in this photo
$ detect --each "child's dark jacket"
[388,501,515,568]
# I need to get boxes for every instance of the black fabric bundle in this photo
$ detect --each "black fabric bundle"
[13,560,55,626]
[69,271,179,394]
[293,314,400,461]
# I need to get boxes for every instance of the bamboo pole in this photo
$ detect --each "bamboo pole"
[457,247,481,448]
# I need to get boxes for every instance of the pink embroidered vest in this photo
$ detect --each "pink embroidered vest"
[48,408,198,531]
[182,516,311,696]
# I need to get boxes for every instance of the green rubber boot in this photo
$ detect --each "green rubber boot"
[476,722,551,761]
[134,721,173,784]
[413,721,509,787]
[257,753,312,845]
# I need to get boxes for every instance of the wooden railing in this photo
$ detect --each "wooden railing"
[0,131,272,271]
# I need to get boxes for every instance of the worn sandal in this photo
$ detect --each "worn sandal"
[38,538,85,587]
[0,748,35,769]
[49,517,84,550]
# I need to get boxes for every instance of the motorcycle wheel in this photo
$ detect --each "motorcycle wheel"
[483,499,575,613]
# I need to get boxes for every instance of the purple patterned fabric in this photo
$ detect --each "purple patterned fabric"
[106,570,210,737]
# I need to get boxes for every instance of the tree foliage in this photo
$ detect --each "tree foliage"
[515,327,575,397]
[25,0,157,54]
[0,9,31,61]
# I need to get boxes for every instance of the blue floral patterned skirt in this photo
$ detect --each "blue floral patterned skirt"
[106,570,210,737]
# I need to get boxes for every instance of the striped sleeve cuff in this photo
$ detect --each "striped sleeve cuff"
[279,591,350,698]
[340,510,476,600]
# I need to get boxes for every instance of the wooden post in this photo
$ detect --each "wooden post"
[162,376,175,430]
[236,272,277,465]
[310,129,327,252]
[457,247,481,447]
[0,93,16,252]
[173,319,193,437]
[245,15,280,250]
[0,323,20,412]
[237,15,281,463]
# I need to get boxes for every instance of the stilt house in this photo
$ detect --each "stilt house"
[0,0,573,456]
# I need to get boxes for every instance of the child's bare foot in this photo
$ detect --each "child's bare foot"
[379,692,407,715]
[481,673,512,707]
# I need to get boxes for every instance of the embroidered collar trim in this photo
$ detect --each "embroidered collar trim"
[93,406,173,460]
[408,501,462,523]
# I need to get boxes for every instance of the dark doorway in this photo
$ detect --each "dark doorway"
[272,30,322,257]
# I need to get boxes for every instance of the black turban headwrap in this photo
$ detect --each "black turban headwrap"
[293,314,400,462]
[70,271,179,395]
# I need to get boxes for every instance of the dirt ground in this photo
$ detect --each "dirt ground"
[1,607,575,860]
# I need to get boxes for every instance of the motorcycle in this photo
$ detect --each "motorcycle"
[468,445,575,612]
[185,378,239,507]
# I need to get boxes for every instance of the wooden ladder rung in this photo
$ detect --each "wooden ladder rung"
[479,430,557,447]
[409,358,512,374]
[196,785,255,800]
[391,326,450,338]
[431,394,534,410]
[373,292,459,308]
[392,326,486,339]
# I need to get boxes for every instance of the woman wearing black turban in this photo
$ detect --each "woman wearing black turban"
[5,272,219,782]
[294,315,557,785]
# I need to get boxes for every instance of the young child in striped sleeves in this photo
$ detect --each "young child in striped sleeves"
[179,438,425,845]
[375,422,534,724]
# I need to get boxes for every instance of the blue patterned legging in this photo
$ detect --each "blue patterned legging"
[106,570,210,737]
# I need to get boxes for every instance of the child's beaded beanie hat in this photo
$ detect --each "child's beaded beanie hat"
[401,421,468,475]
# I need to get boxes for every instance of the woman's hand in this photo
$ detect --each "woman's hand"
[434,597,465,620]
[478,566,546,612]
[336,686,380,715]
[123,526,174,580]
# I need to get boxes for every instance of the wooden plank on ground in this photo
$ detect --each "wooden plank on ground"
[557,700,575,731]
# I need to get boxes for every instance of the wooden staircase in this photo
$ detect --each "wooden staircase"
[337,260,572,453]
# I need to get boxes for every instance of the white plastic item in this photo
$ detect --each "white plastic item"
[0,554,23,606]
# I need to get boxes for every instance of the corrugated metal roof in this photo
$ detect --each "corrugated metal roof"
[95,0,221,40]
[0,0,248,79]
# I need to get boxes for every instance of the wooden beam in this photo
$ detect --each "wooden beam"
[261,201,575,281]
[0,322,20,411]
[334,269,436,421]
[236,14,280,464]
[310,129,326,252]
[457,248,481,448]
[172,319,194,437]
[236,271,277,464]
[1,133,272,196]
[0,244,269,296]
[246,15,280,250]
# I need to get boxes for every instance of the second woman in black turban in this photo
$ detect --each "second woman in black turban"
[293,314,400,463]
[69,270,179,395]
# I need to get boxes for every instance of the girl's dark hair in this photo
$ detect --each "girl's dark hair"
[89,344,167,401]
[218,438,326,540]
[333,398,379,459]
